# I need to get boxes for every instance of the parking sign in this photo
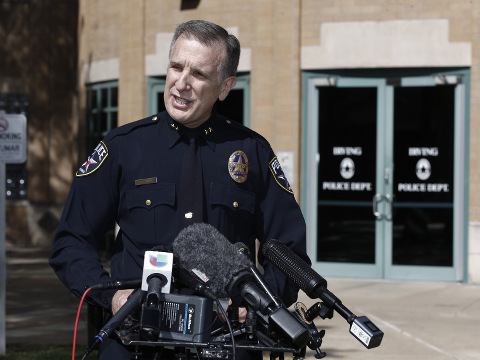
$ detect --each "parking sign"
[0,111,27,164]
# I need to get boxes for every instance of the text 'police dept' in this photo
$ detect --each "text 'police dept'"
[322,182,372,191]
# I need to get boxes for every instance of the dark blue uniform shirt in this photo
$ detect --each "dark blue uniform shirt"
[50,111,310,309]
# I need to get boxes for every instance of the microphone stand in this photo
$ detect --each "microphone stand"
[117,297,305,360]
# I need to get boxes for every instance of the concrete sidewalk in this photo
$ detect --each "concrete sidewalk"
[5,247,86,346]
[5,246,480,359]
[296,279,480,360]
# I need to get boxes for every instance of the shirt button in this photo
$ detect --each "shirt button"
[233,201,239,208]
[146,199,152,206]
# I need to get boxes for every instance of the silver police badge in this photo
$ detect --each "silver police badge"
[228,150,248,183]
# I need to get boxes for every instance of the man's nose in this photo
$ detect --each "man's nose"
[176,71,190,91]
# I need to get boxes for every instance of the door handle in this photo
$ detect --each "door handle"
[384,193,392,220]
[373,193,384,219]
[373,193,393,220]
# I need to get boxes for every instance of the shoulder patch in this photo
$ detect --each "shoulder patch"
[76,141,109,177]
[269,157,293,194]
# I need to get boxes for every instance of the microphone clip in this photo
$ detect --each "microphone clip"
[225,270,253,307]
[295,302,327,359]
[304,301,334,322]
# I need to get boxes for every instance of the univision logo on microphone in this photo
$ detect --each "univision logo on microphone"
[150,253,171,268]
[141,251,173,292]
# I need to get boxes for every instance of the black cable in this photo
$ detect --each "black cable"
[216,296,236,360]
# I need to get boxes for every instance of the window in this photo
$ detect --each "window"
[86,81,118,154]
[0,94,28,201]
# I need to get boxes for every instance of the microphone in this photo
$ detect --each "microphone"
[172,258,217,300]
[173,223,248,298]
[85,249,172,352]
[261,240,327,299]
[173,223,310,348]
[84,288,145,357]
[233,242,282,308]
[262,239,384,349]
[140,250,173,340]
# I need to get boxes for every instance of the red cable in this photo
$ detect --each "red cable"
[73,287,92,360]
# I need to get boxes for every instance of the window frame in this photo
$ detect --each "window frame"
[85,81,119,154]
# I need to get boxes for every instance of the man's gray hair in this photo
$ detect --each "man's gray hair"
[169,20,241,83]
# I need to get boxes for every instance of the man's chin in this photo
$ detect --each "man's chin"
[166,106,210,128]
[167,107,191,124]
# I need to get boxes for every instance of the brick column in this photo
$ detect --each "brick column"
[118,0,146,125]
[250,0,301,196]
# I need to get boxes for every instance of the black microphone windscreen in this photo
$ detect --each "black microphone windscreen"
[262,239,327,298]
[173,223,250,297]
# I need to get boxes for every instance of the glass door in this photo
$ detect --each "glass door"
[386,76,465,281]
[304,72,467,281]
[305,77,387,278]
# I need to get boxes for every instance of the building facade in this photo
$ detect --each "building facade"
[3,0,480,283]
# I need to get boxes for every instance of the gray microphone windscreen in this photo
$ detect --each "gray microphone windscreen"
[173,223,249,297]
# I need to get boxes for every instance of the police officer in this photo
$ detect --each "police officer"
[50,20,310,359]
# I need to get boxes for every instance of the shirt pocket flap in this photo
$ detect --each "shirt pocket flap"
[210,183,255,214]
[126,183,175,210]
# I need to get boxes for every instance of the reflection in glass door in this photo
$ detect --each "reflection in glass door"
[304,72,467,281]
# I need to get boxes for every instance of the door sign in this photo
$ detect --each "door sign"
[397,147,450,193]
[322,146,373,192]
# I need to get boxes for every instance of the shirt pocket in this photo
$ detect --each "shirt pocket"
[125,183,175,246]
[209,182,256,241]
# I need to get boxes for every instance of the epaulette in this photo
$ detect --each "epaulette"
[103,113,162,142]
[218,114,271,151]
[76,113,162,177]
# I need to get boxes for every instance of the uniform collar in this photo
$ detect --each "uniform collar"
[165,112,217,151]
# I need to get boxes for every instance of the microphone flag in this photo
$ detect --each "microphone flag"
[141,251,173,292]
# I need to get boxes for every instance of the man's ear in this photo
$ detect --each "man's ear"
[218,76,237,101]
